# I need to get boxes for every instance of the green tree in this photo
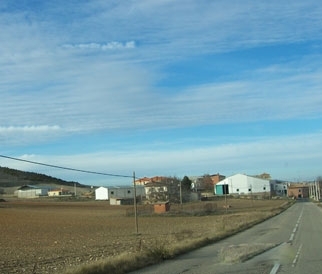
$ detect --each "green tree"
[181,176,192,192]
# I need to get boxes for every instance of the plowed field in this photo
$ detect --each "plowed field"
[0,198,287,274]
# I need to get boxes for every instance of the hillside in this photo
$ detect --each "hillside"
[0,166,83,188]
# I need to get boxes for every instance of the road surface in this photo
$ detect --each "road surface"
[130,201,322,274]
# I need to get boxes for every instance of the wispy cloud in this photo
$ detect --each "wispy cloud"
[1,55,321,144]
[0,125,61,133]
[1,1,322,182]
[0,125,63,147]
[62,41,136,51]
[1,132,321,185]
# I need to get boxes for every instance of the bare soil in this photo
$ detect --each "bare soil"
[0,198,287,274]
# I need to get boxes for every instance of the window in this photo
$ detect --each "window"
[111,191,114,195]
[248,188,252,192]
[236,189,239,192]
[263,187,266,190]
[127,190,131,194]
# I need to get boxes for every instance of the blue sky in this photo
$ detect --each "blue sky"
[1,0,322,186]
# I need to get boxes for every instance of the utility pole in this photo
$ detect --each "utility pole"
[180,180,182,205]
[316,180,321,201]
[133,171,139,234]
[315,181,319,201]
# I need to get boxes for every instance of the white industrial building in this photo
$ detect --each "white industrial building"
[215,173,270,195]
[14,185,50,198]
[95,186,145,200]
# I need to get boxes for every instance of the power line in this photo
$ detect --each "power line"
[0,154,133,178]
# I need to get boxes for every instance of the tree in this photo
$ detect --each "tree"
[181,176,192,192]
[201,174,214,192]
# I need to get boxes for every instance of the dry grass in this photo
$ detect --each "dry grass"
[0,198,292,274]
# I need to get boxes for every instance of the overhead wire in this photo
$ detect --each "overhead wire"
[0,154,133,179]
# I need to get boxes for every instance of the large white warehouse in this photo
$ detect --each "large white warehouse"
[95,186,145,200]
[215,173,270,195]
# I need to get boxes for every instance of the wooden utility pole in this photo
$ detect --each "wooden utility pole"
[180,181,182,205]
[133,171,139,234]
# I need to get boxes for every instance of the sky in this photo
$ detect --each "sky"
[1,0,322,186]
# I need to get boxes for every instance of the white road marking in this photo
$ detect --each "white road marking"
[292,244,303,267]
[270,263,280,274]
[289,208,303,243]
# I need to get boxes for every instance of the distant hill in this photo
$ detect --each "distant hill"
[0,166,84,188]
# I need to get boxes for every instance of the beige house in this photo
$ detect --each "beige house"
[288,184,309,199]
[48,188,70,197]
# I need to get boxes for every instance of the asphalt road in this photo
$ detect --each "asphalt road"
[130,201,322,274]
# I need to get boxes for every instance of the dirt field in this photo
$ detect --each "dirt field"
[0,198,288,274]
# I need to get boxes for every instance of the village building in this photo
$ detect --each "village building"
[95,186,146,201]
[144,182,169,202]
[14,185,50,198]
[270,180,288,197]
[288,184,309,199]
[134,177,151,186]
[215,173,270,196]
[210,173,226,185]
[134,176,172,186]
[48,188,71,197]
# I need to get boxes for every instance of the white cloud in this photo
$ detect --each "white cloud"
[62,41,136,51]
[1,132,321,185]
[1,0,322,183]
[0,125,61,133]
[1,54,321,144]
[0,124,63,147]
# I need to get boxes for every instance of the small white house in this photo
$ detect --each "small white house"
[95,186,145,200]
[215,173,270,195]
[95,186,109,200]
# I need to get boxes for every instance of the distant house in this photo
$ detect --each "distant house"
[270,180,288,196]
[48,188,70,197]
[190,174,226,192]
[288,184,309,199]
[95,186,145,201]
[95,186,109,200]
[150,176,168,183]
[134,176,170,186]
[190,176,204,191]
[210,173,226,185]
[14,185,50,198]
[215,174,270,195]
[134,177,152,186]
[144,182,169,202]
